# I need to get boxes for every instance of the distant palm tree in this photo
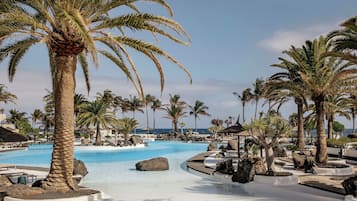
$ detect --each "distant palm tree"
[7,109,27,124]
[96,89,114,107]
[252,78,265,120]
[117,118,138,145]
[128,96,144,119]
[325,95,351,139]
[233,88,253,123]
[119,98,131,118]
[151,99,162,131]
[164,105,187,135]
[77,100,116,145]
[0,84,17,106]
[144,94,156,131]
[74,94,88,117]
[31,109,44,127]
[168,94,186,107]
[348,95,357,134]
[189,100,210,131]
[0,0,190,191]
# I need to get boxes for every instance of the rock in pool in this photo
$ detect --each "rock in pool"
[136,157,169,171]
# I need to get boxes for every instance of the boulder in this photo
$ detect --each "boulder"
[136,157,169,171]
[216,159,234,175]
[0,175,13,187]
[73,159,88,177]
[207,142,217,151]
[232,159,255,183]
[5,184,44,197]
[227,140,238,150]
[273,146,287,157]
[130,135,143,145]
[342,175,357,197]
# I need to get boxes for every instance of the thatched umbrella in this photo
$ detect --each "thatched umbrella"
[0,127,28,142]
[218,122,247,159]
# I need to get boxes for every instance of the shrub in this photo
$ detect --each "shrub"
[333,121,344,133]
[286,144,299,151]
[81,133,89,139]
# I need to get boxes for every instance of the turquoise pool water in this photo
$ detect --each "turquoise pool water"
[0,141,207,166]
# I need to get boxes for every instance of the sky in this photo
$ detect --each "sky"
[0,0,357,129]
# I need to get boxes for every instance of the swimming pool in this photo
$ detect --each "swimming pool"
[0,141,207,166]
[0,142,343,201]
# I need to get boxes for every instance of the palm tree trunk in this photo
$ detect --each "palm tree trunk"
[152,110,156,131]
[42,54,77,191]
[254,99,258,120]
[265,146,276,172]
[194,116,197,131]
[242,103,245,123]
[95,124,101,145]
[296,101,305,150]
[327,115,333,139]
[173,120,178,136]
[145,105,149,133]
[315,97,328,164]
[352,110,355,134]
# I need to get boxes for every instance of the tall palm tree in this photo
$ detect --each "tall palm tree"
[348,94,357,134]
[7,109,27,124]
[325,95,351,139]
[233,88,253,123]
[74,93,87,117]
[164,104,187,135]
[77,100,116,146]
[252,78,265,120]
[117,118,138,145]
[128,96,144,119]
[151,99,162,131]
[328,16,357,64]
[281,36,356,163]
[96,89,114,107]
[0,0,190,191]
[269,52,308,150]
[189,100,210,131]
[0,84,17,105]
[144,94,155,131]
[31,109,44,127]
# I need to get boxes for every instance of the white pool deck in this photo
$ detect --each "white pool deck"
[74,144,145,151]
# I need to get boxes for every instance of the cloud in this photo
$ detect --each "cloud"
[258,21,339,53]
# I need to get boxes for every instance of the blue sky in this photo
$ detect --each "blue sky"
[1,0,357,129]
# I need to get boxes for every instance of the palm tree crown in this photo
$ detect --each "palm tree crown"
[0,0,191,191]
[189,100,210,131]
[0,84,17,104]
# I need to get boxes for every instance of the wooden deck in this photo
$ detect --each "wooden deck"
[186,152,215,175]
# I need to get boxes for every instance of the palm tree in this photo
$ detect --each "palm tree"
[151,99,162,131]
[31,109,44,127]
[325,95,351,139]
[128,96,144,119]
[96,90,114,107]
[189,100,210,131]
[144,94,155,131]
[281,36,356,163]
[233,88,253,123]
[348,95,357,133]
[77,100,116,146]
[7,109,27,124]
[119,98,130,118]
[164,104,187,135]
[74,93,87,118]
[269,52,308,150]
[328,16,357,64]
[0,0,190,191]
[252,78,265,120]
[0,84,17,106]
[117,118,138,145]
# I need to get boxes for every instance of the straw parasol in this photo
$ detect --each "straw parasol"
[0,127,28,142]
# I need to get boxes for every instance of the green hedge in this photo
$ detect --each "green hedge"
[327,137,357,148]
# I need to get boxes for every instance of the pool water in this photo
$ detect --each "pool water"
[0,142,343,201]
[0,141,207,166]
